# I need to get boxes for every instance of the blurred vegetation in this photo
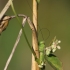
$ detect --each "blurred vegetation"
[0,0,70,70]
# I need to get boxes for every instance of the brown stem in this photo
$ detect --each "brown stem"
[32,0,40,70]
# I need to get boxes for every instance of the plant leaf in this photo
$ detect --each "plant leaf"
[45,54,63,70]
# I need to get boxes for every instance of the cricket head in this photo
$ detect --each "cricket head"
[0,15,11,34]
[39,41,45,45]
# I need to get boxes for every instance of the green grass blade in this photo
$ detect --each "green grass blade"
[9,0,32,53]
[9,0,20,22]
[9,0,39,63]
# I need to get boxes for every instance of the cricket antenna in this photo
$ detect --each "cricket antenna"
[38,27,50,42]
[25,0,50,42]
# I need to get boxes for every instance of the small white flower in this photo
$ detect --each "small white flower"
[52,48,56,52]
[50,38,61,52]
[58,40,61,43]
[45,37,61,55]
[57,45,61,49]
[51,44,56,49]
[45,47,51,55]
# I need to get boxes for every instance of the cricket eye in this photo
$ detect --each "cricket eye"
[3,16,11,20]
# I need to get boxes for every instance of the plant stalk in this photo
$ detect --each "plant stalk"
[32,0,40,70]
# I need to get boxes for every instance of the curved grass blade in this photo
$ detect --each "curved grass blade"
[9,0,32,55]
[9,0,40,64]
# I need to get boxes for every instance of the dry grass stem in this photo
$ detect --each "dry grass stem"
[0,0,13,20]
[4,29,22,70]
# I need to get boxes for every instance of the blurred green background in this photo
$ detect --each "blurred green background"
[0,0,70,70]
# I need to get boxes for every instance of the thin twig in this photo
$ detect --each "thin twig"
[0,0,13,20]
[4,29,22,70]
